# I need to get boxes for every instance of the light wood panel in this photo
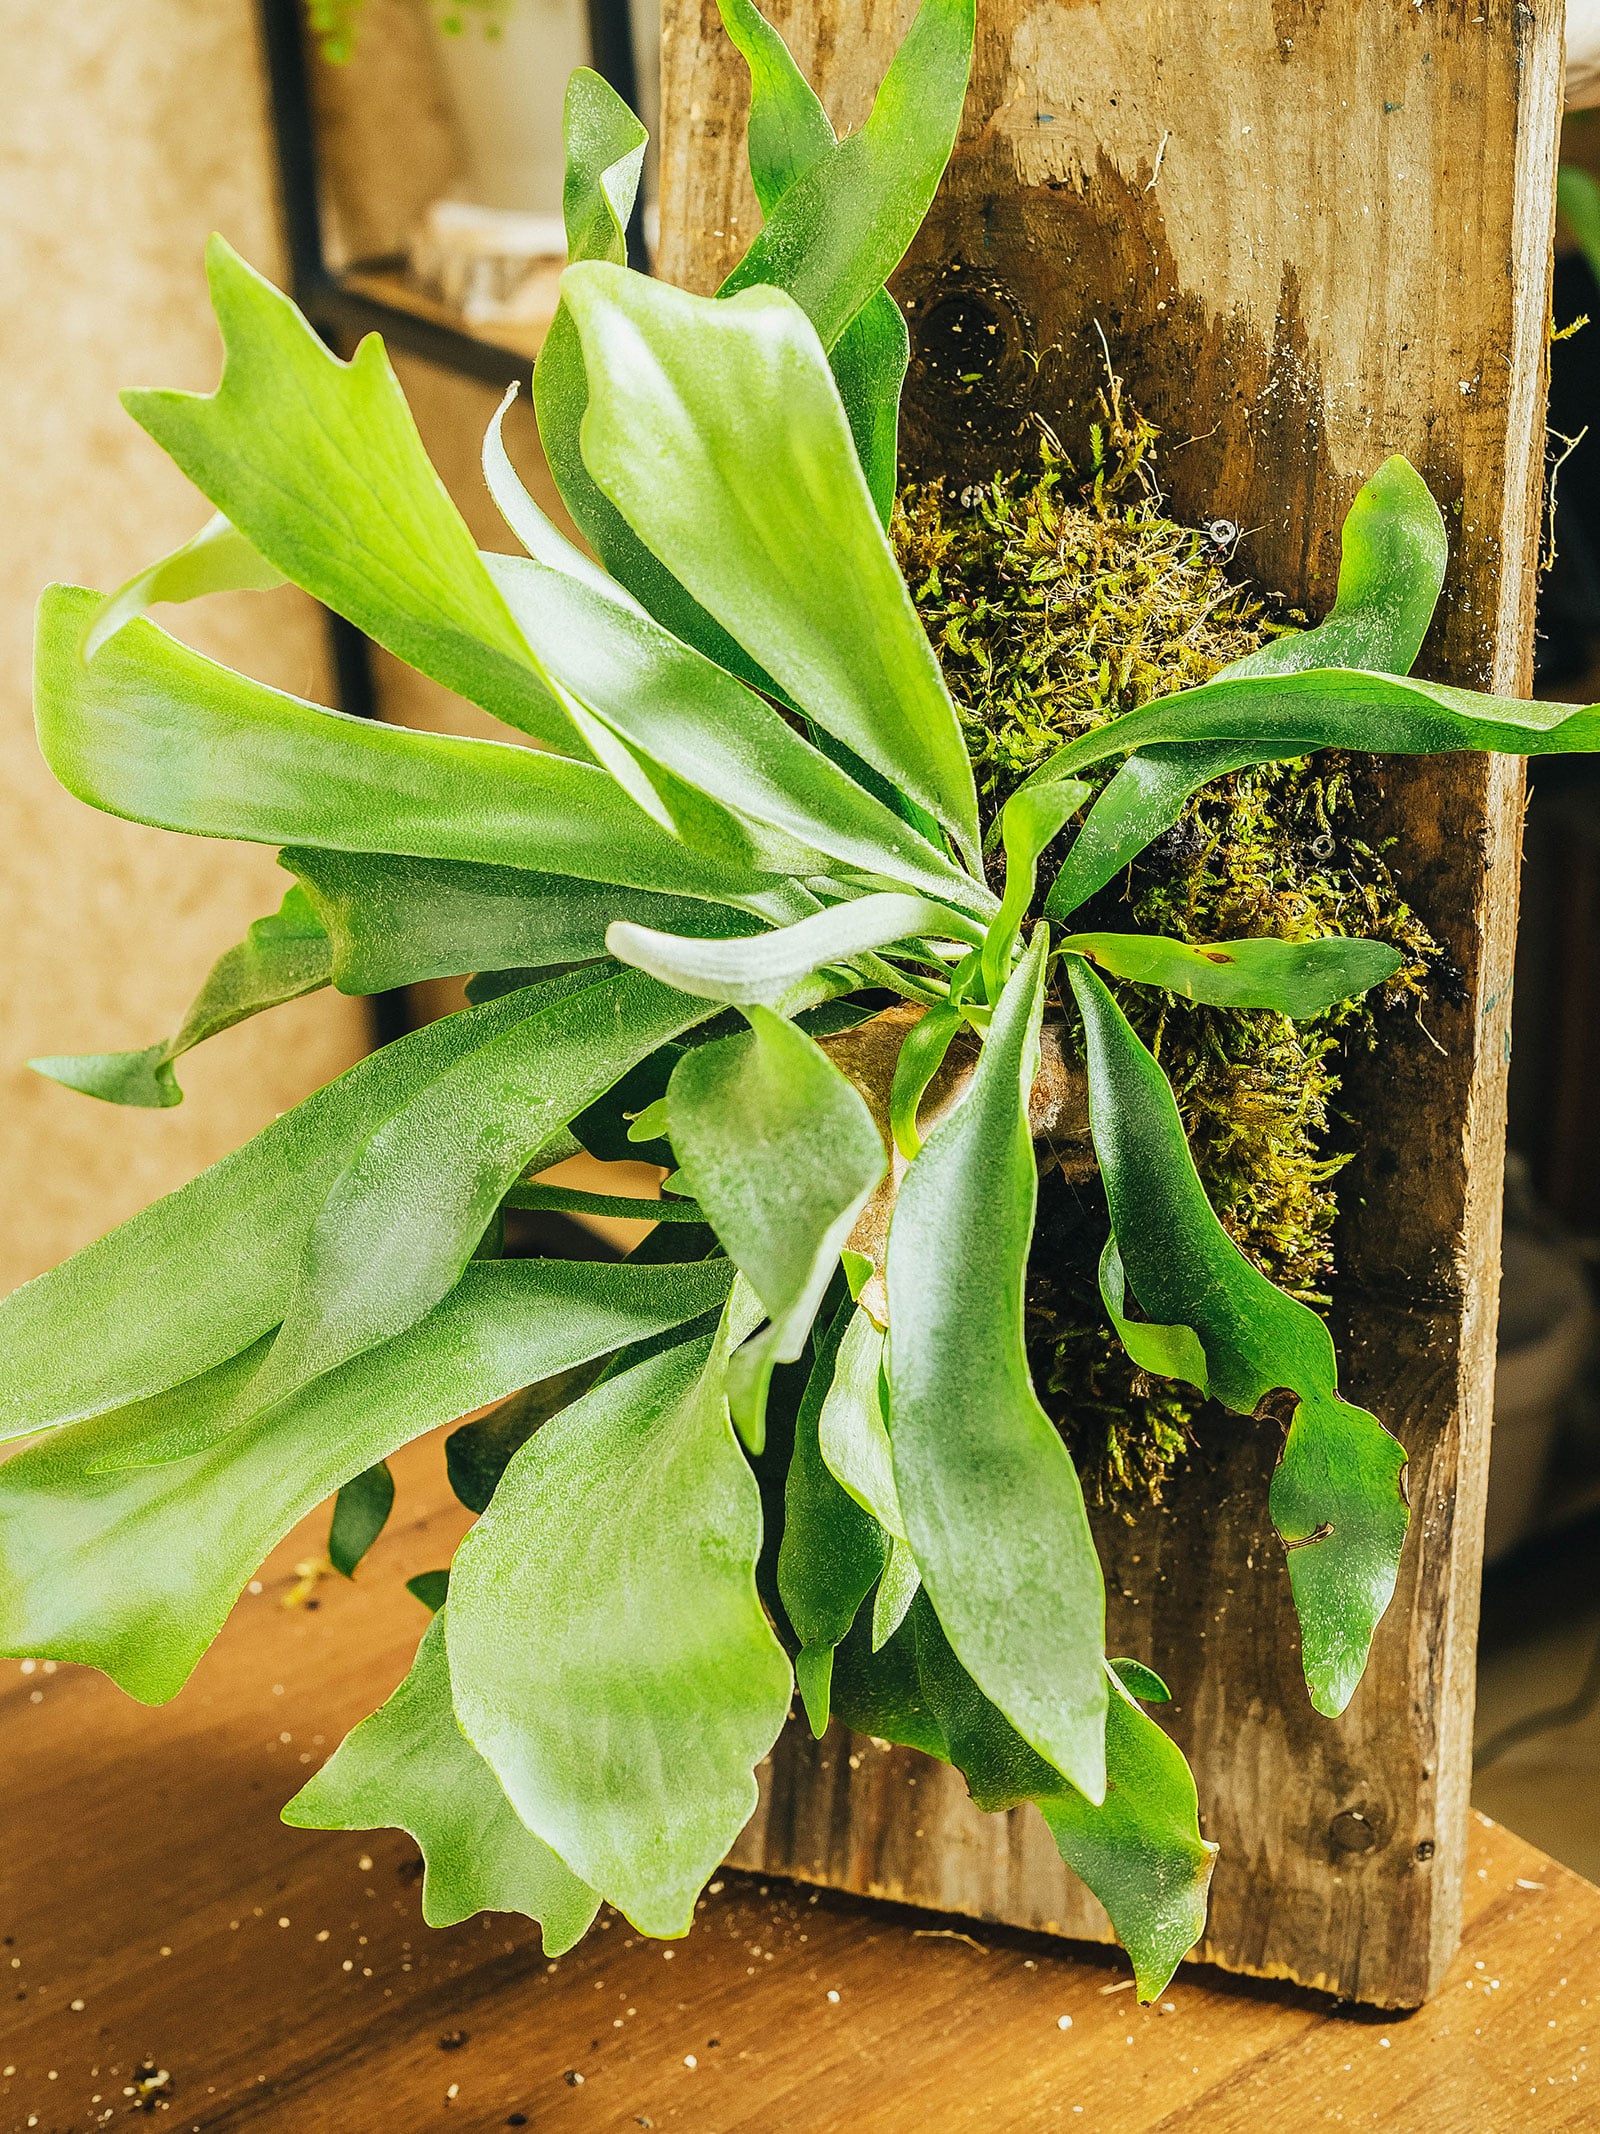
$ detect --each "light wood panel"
[661,0,1564,2004]
[4,1432,1596,2132]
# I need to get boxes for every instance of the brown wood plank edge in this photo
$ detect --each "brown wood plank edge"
[4,1431,1598,2132]
[659,0,1563,2006]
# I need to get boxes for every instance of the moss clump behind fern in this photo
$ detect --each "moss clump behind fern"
[891,408,1440,1504]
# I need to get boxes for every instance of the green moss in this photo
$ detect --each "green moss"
[892,400,1441,1505]
[893,389,1278,815]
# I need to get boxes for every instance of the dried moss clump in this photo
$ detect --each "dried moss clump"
[892,405,1441,1505]
[893,394,1275,815]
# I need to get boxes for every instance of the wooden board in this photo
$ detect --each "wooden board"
[658,0,1563,2006]
[5,1429,1598,2133]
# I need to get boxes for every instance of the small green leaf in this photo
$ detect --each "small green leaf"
[888,929,1108,1800]
[560,66,645,263]
[32,884,332,1108]
[981,778,1089,997]
[284,1612,600,1946]
[1059,929,1403,1017]
[122,238,583,751]
[778,1300,888,1734]
[249,967,714,1416]
[1067,955,1408,1715]
[610,892,983,1008]
[560,265,980,866]
[406,1570,451,1613]
[1110,1656,1172,1704]
[84,511,286,659]
[1217,457,1447,683]
[327,1458,395,1578]
[572,1046,684,1167]
[448,1312,793,1937]
[284,846,755,997]
[667,1007,886,1449]
[0,1255,731,1699]
[31,1041,179,1112]
[1270,1400,1415,1720]
[717,0,833,212]
[37,587,794,916]
[888,1001,963,1160]
[623,1093,672,1151]
[1098,1238,1208,1393]
[817,1307,903,1536]
[871,1535,921,1651]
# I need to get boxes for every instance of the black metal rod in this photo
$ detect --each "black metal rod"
[587,0,653,269]
[257,0,411,1046]
[256,0,327,298]
[587,0,641,112]
[255,0,654,1050]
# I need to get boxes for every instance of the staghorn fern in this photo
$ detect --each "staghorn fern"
[5,0,1599,2001]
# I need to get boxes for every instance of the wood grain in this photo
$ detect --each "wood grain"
[4,1430,1598,2134]
[662,0,1563,2004]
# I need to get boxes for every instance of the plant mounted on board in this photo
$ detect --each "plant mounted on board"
[5,0,1598,2002]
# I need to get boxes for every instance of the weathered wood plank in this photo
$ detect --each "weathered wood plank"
[662,0,1563,2004]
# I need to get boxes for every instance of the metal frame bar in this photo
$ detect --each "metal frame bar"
[255,0,646,1045]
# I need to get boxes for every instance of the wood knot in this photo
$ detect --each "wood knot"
[1328,1807,1381,1855]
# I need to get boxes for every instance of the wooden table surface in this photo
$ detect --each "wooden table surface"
[4,1432,1597,2134]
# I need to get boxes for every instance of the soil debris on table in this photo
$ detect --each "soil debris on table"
[126,2058,174,2111]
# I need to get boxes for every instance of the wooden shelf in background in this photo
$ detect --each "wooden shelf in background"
[3,1432,1597,2132]
[339,262,555,367]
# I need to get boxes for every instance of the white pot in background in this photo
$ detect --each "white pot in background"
[428,0,591,217]
[1570,0,1600,110]
[1486,1226,1596,1562]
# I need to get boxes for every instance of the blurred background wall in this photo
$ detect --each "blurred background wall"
[0,0,370,1293]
